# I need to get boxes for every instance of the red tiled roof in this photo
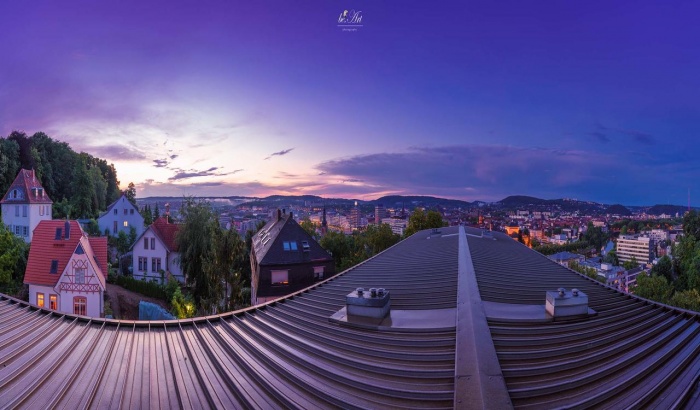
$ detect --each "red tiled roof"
[0,168,53,204]
[88,236,108,279]
[24,220,96,287]
[151,217,180,252]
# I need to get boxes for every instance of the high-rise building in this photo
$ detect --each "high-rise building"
[375,203,386,224]
[616,235,652,264]
[349,201,361,229]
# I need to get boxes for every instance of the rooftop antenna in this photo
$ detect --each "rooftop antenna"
[689,188,691,212]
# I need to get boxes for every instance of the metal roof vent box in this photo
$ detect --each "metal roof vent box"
[346,287,390,319]
[546,288,592,318]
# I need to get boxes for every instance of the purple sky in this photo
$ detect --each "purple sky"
[1,1,699,205]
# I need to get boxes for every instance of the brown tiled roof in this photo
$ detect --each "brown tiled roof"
[150,217,180,252]
[0,168,52,204]
[3,226,700,408]
[24,220,86,287]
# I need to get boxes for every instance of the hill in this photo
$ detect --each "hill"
[606,204,632,216]
[646,204,688,216]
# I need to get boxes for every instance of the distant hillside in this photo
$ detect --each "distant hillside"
[646,204,688,216]
[499,195,548,207]
[373,195,472,208]
[606,204,632,216]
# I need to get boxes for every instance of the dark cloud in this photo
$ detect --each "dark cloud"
[168,166,242,181]
[264,148,294,160]
[153,159,169,167]
[170,154,178,160]
[595,124,654,145]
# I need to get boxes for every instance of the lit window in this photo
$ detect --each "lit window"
[50,260,58,274]
[314,266,325,280]
[75,268,86,284]
[271,270,289,285]
[37,293,45,307]
[123,221,128,227]
[73,297,87,315]
[49,295,57,310]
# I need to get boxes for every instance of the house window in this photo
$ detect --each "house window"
[138,257,147,271]
[55,228,62,240]
[271,270,289,285]
[313,266,325,280]
[40,205,44,216]
[283,242,290,251]
[37,293,45,307]
[15,226,21,235]
[75,268,86,284]
[50,260,58,274]
[22,206,27,217]
[124,209,128,215]
[11,189,18,199]
[290,241,298,251]
[152,257,161,273]
[114,208,117,215]
[49,295,57,310]
[302,241,310,252]
[144,237,148,249]
[113,221,118,235]
[15,206,19,217]
[123,221,128,227]
[73,297,87,315]
[150,238,155,250]
[23,226,28,237]
[130,209,134,215]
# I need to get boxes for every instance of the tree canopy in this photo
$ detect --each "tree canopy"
[404,209,446,237]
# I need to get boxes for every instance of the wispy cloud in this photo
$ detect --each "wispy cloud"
[168,166,243,181]
[264,148,294,160]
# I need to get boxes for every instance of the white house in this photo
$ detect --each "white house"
[131,217,183,284]
[97,193,144,237]
[0,168,52,242]
[24,220,108,317]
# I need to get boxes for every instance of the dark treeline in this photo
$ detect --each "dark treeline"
[0,131,121,219]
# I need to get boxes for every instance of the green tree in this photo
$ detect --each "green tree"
[364,223,400,254]
[125,182,137,206]
[635,274,673,304]
[299,218,319,240]
[142,204,153,226]
[85,219,102,236]
[0,223,28,290]
[651,255,673,283]
[171,287,195,319]
[623,256,639,271]
[669,289,700,312]
[603,249,619,266]
[404,209,446,237]
[175,198,220,313]
[320,230,352,271]
[207,227,246,311]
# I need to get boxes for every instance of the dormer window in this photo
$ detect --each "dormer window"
[302,241,310,252]
[55,228,62,240]
[50,260,58,274]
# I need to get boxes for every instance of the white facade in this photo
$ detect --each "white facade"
[2,201,51,243]
[28,239,105,317]
[98,194,144,237]
[382,217,407,236]
[132,229,183,284]
[617,235,652,264]
[649,229,669,243]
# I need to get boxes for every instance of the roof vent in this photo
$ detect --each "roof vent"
[546,288,589,318]
[346,287,391,319]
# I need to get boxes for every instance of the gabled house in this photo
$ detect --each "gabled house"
[131,217,182,284]
[250,209,335,305]
[0,168,52,242]
[24,220,108,317]
[97,193,144,237]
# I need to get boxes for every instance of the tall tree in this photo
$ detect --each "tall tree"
[175,198,219,312]
[125,182,137,206]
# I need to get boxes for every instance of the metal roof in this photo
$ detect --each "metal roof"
[1,226,700,409]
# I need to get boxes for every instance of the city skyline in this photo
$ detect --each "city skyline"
[1,1,699,206]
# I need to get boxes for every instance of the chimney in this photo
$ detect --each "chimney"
[64,221,70,240]
[290,212,293,219]
[283,208,286,214]
[165,203,170,220]
[277,209,282,220]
